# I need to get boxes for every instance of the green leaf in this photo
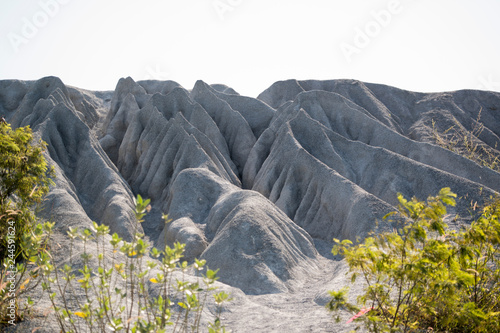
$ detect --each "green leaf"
[383,211,397,220]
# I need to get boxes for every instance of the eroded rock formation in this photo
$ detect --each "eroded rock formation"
[1,76,499,332]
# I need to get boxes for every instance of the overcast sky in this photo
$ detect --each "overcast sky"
[1,0,499,97]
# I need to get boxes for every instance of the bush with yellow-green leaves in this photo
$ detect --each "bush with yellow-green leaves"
[35,196,232,333]
[0,121,54,327]
[328,188,500,332]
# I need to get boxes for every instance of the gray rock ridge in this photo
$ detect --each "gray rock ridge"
[1,76,110,132]
[107,88,243,216]
[104,77,149,130]
[248,109,396,241]
[209,83,239,95]
[0,79,29,115]
[247,81,500,242]
[136,79,182,95]
[248,89,500,192]
[121,109,241,212]
[158,168,318,294]
[66,85,112,130]
[1,76,139,240]
[258,79,500,144]
[191,80,257,175]
[209,87,275,137]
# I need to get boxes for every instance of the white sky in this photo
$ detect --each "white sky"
[1,0,499,97]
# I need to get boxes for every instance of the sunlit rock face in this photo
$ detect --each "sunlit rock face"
[1,76,499,331]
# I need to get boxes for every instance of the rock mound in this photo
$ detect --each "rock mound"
[159,168,317,294]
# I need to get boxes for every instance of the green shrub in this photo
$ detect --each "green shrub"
[0,220,53,328]
[0,121,54,261]
[0,121,54,328]
[328,188,500,332]
[37,195,231,332]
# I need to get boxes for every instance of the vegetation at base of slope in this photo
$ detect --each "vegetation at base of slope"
[35,195,231,332]
[0,121,54,328]
[328,188,500,333]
